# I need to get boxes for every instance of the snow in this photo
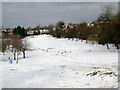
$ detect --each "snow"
[0,53,2,89]
[2,34,118,88]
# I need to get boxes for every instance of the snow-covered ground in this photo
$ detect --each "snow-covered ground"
[0,53,2,89]
[2,34,118,88]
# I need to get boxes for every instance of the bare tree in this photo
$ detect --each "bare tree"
[10,35,30,63]
[10,35,22,61]
[2,39,7,53]
[97,5,114,49]
[21,38,30,58]
[2,30,8,54]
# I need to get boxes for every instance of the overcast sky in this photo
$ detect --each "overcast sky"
[1,0,120,2]
[2,2,118,28]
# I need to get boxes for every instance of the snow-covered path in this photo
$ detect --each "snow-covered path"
[2,35,118,88]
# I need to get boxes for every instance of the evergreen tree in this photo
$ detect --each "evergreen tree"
[13,26,26,38]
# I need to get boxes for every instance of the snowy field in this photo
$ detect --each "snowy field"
[2,34,118,88]
[0,53,2,89]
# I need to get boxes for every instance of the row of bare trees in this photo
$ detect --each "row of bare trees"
[48,5,120,49]
[2,32,30,63]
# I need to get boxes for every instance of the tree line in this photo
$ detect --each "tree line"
[48,5,120,49]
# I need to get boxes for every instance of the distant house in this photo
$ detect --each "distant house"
[26,27,34,35]
[52,22,79,33]
[26,27,40,35]
[2,28,13,35]
[87,22,94,27]
[64,22,78,32]
[41,29,49,34]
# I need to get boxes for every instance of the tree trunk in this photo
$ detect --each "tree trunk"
[106,44,109,50]
[14,52,16,60]
[16,58,18,63]
[16,52,18,63]
[76,38,78,41]
[23,51,25,58]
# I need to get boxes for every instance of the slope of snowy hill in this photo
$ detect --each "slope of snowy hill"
[0,54,2,89]
[2,34,118,88]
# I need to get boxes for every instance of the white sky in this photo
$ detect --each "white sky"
[1,1,119,28]
[1,0,120,2]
